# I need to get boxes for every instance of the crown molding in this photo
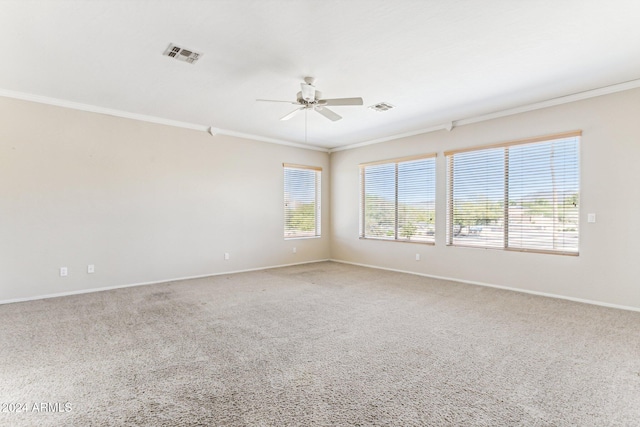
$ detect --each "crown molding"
[329,124,448,153]
[0,88,209,131]
[329,78,640,153]
[4,78,640,155]
[213,128,329,152]
[0,88,328,153]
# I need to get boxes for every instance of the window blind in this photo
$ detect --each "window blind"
[284,164,321,238]
[446,131,580,255]
[360,154,436,243]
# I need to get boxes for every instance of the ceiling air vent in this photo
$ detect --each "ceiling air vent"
[163,43,202,64]
[369,102,395,112]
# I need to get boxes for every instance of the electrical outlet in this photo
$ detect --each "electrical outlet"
[292,247,297,254]
[415,254,420,261]
[60,267,68,277]
[87,264,95,274]
[224,252,230,260]
[587,213,596,223]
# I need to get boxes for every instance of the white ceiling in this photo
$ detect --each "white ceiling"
[2,1,640,150]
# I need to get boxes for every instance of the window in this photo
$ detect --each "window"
[284,164,321,238]
[360,154,436,243]
[446,131,580,255]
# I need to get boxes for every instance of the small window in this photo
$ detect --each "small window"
[360,154,436,243]
[446,131,580,255]
[284,164,321,239]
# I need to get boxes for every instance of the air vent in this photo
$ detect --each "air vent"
[368,102,395,112]
[163,43,202,64]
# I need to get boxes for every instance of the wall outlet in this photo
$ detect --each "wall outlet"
[587,213,596,223]
[224,252,230,260]
[292,247,297,254]
[415,254,421,261]
[60,267,68,277]
[87,264,95,274]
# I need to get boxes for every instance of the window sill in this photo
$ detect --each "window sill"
[284,236,322,241]
[446,243,578,256]
[359,237,435,245]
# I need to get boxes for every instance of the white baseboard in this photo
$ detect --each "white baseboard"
[0,259,330,306]
[6,258,638,313]
[329,259,640,313]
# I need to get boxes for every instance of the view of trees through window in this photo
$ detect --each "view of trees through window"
[361,156,436,242]
[447,134,580,253]
[284,165,321,238]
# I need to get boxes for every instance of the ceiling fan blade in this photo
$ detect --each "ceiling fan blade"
[256,99,298,104]
[315,106,342,121]
[280,107,305,121]
[318,97,363,106]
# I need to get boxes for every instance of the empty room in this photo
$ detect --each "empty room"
[1,1,639,426]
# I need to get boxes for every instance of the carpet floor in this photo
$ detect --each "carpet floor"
[1,261,639,426]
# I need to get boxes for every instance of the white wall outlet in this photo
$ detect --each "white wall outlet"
[60,267,68,277]
[587,213,596,223]
[224,252,230,260]
[87,264,95,274]
[415,254,421,261]
[292,247,297,254]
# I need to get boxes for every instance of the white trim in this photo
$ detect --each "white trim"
[0,88,328,153]
[4,78,640,154]
[0,259,329,306]
[329,259,640,313]
[4,258,639,313]
[215,128,328,152]
[455,79,640,128]
[0,88,208,131]
[328,78,640,152]
[330,124,448,152]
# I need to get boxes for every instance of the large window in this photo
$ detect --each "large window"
[360,154,436,243]
[446,131,580,255]
[284,164,321,238]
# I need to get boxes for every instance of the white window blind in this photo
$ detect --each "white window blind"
[360,154,436,243]
[284,164,321,238]
[446,131,580,255]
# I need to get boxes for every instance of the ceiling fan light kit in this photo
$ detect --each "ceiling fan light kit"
[300,77,317,102]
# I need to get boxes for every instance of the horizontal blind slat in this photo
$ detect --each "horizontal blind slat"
[447,134,579,254]
[362,156,436,242]
[284,166,321,238]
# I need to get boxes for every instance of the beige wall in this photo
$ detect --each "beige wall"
[330,88,640,310]
[3,88,640,309]
[0,97,330,301]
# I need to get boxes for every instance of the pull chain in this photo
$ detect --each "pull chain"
[305,108,308,144]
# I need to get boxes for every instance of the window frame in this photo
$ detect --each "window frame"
[283,163,322,240]
[359,153,437,244]
[445,131,581,256]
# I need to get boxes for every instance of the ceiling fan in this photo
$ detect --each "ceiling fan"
[257,77,363,122]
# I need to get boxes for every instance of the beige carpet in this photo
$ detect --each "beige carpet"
[1,261,639,426]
